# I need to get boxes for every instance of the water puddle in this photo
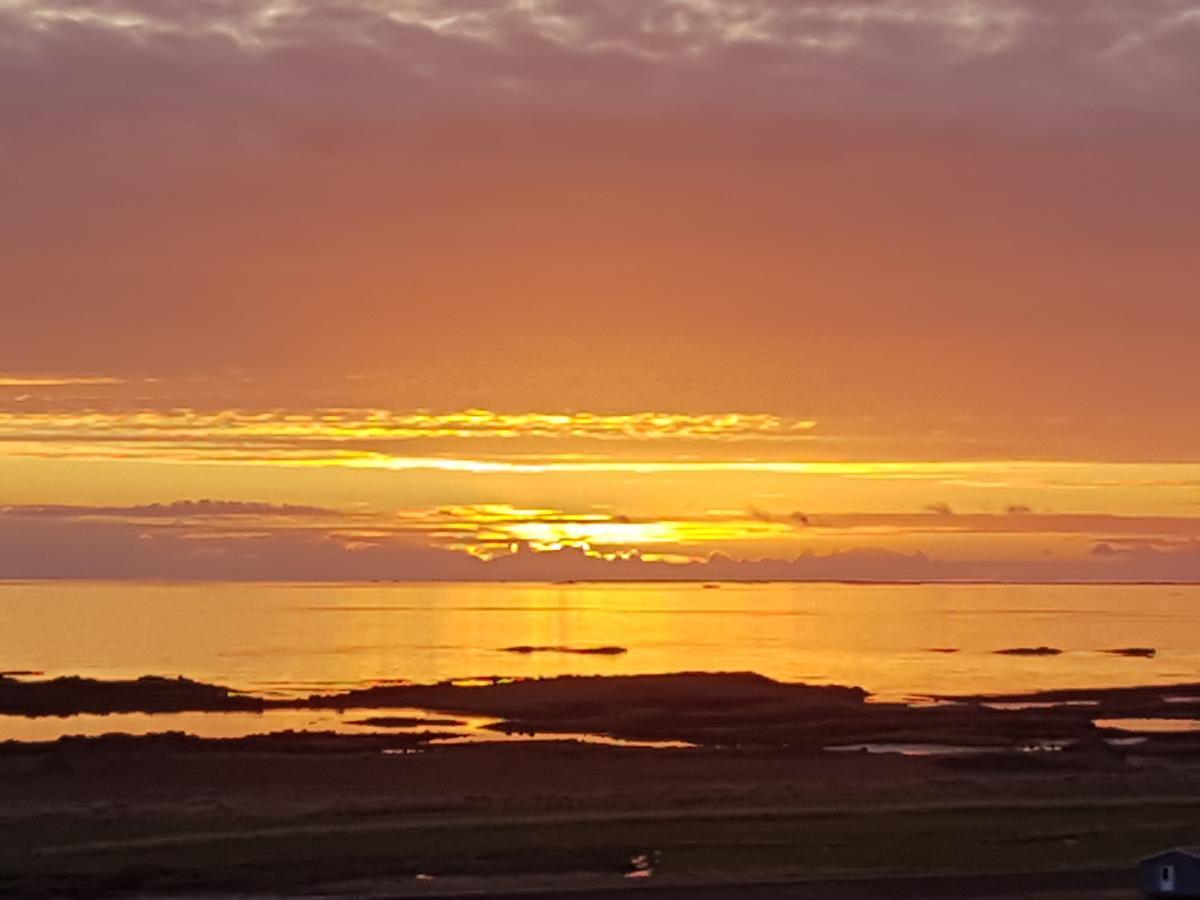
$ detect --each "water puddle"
[1093,718,1200,734]
[1016,739,1075,752]
[438,732,695,750]
[824,742,1005,757]
[982,700,1099,711]
[903,698,964,709]
[825,738,1079,756]
[0,707,472,742]
[1104,736,1149,747]
[0,706,696,750]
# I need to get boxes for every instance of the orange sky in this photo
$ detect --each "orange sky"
[2,1,1200,580]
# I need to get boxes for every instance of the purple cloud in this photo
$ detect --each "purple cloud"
[2,500,337,519]
[3,1,1200,137]
[6,505,1200,582]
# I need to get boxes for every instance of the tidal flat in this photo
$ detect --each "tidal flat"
[1,671,1198,896]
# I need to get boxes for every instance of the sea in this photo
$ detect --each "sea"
[2,580,1198,742]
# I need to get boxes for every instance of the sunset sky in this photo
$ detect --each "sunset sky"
[3,0,1200,580]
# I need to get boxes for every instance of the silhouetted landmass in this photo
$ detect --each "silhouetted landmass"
[7,670,1200,763]
[293,673,1197,757]
[300,671,866,717]
[501,645,628,655]
[1103,647,1157,658]
[0,674,262,716]
[0,728,452,756]
[928,647,960,654]
[993,646,1063,656]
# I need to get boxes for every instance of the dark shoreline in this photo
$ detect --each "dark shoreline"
[0,737,1180,898]
[4,670,1200,759]
[3,672,1195,897]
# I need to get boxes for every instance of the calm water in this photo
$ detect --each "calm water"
[2,581,1199,704]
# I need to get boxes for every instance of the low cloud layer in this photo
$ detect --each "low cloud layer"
[6,512,1200,582]
[7,500,1200,581]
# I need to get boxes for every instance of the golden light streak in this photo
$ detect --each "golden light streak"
[0,376,124,387]
[365,456,934,475]
[6,435,1200,496]
[0,409,817,442]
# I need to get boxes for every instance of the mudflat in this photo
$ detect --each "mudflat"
[7,669,1200,752]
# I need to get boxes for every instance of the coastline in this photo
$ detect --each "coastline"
[5,669,1200,760]
[0,726,1184,897]
[2,670,1196,895]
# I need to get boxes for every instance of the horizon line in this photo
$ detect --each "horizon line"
[2,577,1197,587]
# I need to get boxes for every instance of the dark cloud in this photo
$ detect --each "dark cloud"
[818,511,1200,538]
[7,512,1200,581]
[0,513,475,580]
[923,502,955,516]
[749,507,812,528]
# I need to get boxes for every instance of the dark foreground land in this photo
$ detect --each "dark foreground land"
[3,671,1199,897]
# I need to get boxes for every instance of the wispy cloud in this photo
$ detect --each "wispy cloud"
[5,408,1200,498]
[0,375,124,387]
[3,499,338,519]
[0,407,815,443]
[5,1,1199,124]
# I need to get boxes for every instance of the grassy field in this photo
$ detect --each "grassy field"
[3,728,1197,897]
[2,796,1191,896]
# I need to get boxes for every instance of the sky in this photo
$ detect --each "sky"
[3,0,1200,580]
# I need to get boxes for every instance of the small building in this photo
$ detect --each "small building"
[1141,849,1200,897]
